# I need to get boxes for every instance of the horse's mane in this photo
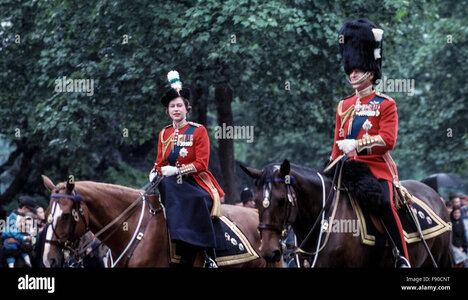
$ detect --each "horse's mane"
[69,181,141,200]
[258,162,321,186]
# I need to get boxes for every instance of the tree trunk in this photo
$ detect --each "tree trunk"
[214,84,240,204]
[0,145,37,217]
[190,84,208,126]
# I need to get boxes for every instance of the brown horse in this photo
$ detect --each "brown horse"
[41,175,276,267]
[241,160,452,267]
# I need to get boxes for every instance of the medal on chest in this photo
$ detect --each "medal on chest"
[355,99,381,117]
[179,147,188,158]
[362,119,373,138]
[176,134,193,147]
[174,133,193,158]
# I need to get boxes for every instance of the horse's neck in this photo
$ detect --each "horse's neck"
[293,172,330,240]
[77,182,141,252]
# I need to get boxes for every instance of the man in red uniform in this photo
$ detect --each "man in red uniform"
[330,18,410,267]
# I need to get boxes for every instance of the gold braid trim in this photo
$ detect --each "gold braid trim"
[198,172,222,218]
[179,163,197,175]
[160,128,175,159]
[382,152,404,210]
[338,100,355,136]
[356,135,386,152]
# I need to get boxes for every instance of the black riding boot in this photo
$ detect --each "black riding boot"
[380,216,411,268]
[378,180,410,268]
[176,242,197,268]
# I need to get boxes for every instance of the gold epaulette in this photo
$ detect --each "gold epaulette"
[164,124,172,129]
[188,121,202,128]
[375,91,395,102]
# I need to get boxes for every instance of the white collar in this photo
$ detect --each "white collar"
[173,119,188,130]
[356,85,374,99]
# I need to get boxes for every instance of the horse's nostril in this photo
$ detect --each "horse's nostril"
[50,258,60,267]
[262,249,282,262]
[272,249,282,261]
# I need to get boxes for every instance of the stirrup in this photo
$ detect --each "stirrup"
[203,252,218,268]
[392,247,411,268]
[394,255,411,268]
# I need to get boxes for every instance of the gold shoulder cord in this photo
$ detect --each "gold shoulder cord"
[338,100,356,136]
[160,128,175,159]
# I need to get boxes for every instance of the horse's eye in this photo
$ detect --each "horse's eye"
[61,213,71,220]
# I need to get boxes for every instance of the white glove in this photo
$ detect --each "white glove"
[149,170,158,182]
[336,139,357,154]
[161,166,180,177]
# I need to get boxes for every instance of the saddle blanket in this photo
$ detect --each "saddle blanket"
[169,216,259,266]
[350,195,451,246]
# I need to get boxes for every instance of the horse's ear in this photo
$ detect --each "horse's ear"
[42,175,56,192]
[279,159,291,178]
[240,164,261,179]
[66,175,75,194]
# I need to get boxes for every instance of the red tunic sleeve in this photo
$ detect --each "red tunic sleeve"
[153,129,169,175]
[369,99,398,155]
[192,126,210,173]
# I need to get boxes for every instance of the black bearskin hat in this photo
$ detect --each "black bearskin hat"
[338,18,383,84]
[160,70,191,107]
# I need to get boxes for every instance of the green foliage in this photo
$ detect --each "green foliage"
[102,161,147,189]
[0,0,466,216]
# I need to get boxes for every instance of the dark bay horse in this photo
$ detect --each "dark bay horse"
[241,160,452,267]
[41,175,275,267]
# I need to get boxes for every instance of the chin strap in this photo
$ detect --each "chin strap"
[348,71,371,85]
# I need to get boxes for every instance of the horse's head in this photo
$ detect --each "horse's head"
[241,160,298,262]
[41,175,89,267]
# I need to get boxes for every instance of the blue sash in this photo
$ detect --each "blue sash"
[346,95,386,140]
[167,125,197,166]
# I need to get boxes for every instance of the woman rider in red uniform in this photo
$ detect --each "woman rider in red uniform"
[149,71,225,267]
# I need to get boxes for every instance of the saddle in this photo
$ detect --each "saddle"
[146,192,259,267]
[324,160,451,246]
[168,216,259,267]
[349,191,451,246]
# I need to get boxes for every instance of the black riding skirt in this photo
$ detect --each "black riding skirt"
[158,176,217,248]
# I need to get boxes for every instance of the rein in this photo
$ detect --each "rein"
[295,156,346,259]
[81,178,163,267]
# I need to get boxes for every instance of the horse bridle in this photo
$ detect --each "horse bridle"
[45,187,89,264]
[258,175,297,240]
